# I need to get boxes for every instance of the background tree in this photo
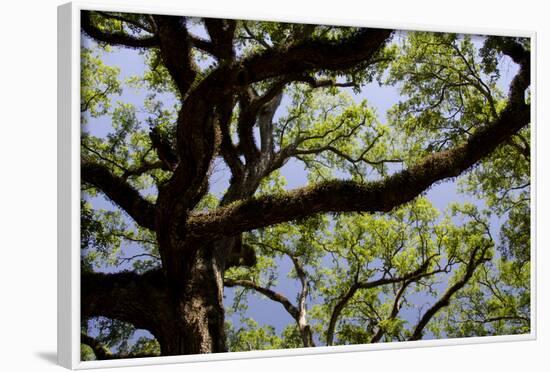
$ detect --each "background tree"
[79,11,530,359]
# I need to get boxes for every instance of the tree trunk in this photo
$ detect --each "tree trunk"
[155,246,227,355]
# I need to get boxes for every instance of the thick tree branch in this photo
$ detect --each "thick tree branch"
[225,241,257,268]
[186,49,529,239]
[81,11,158,48]
[81,269,171,336]
[161,62,237,216]
[188,36,218,56]
[121,160,165,179]
[204,18,237,60]
[81,162,156,230]
[218,98,244,178]
[157,27,391,254]
[152,48,241,282]
[290,255,315,347]
[236,28,392,85]
[152,15,197,96]
[296,74,360,89]
[236,90,262,164]
[258,90,283,156]
[236,81,286,164]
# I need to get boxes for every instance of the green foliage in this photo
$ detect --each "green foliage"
[83,317,161,359]
[81,199,159,271]
[275,85,400,182]
[387,32,506,164]
[129,337,161,356]
[90,318,135,354]
[88,12,154,40]
[81,18,530,354]
[500,201,530,262]
[226,195,526,346]
[432,257,530,338]
[81,46,122,121]
[460,128,530,214]
[226,319,282,351]
[459,126,530,261]
[279,325,305,349]
[80,344,96,361]
[81,200,126,269]
[140,49,179,95]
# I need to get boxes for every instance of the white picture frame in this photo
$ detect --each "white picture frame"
[58,1,537,369]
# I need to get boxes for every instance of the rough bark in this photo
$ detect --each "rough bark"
[159,246,227,355]
[81,253,227,356]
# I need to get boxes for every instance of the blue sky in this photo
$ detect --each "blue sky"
[81,25,519,348]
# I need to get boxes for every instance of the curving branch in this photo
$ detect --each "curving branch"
[225,258,314,348]
[95,11,154,33]
[286,124,403,175]
[218,98,244,178]
[81,162,156,230]
[188,36,218,56]
[152,15,197,96]
[236,81,286,165]
[370,279,414,343]
[236,28,392,85]
[224,278,300,320]
[325,258,438,346]
[121,160,165,179]
[241,22,273,50]
[408,246,491,341]
[290,255,315,347]
[185,47,530,239]
[81,11,158,48]
[258,90,284,156]
[81,270,166,333]
[236,90,262,164]
[156,25,393,241]
[204,18,237,60]
[81,268,183,351]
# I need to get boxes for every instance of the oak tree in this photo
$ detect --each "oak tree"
[79,11,531,359]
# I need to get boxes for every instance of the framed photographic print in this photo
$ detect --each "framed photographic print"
[58,1,536,369]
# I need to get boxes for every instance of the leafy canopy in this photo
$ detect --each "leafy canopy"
[80,15,530,357]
